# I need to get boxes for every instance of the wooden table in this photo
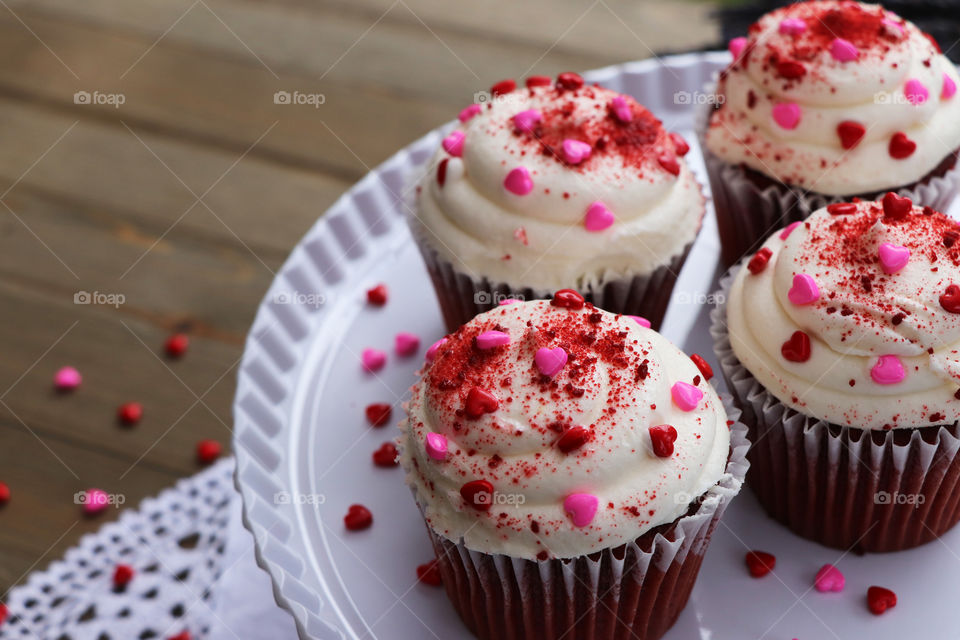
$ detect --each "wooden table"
[0,0,716,591]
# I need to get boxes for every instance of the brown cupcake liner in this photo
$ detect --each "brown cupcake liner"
[420,398,749,640]
[695,102,960,268]
[711,267,960,552]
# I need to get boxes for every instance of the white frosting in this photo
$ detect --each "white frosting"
[706,1,960,196]
[399,300,730,560]
[413,83,704,290]
[727,200,960,429]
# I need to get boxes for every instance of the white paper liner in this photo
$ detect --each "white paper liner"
[710,266,960,552]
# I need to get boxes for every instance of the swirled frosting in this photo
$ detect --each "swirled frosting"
[413,74,704,291]
[727,197,960,429]
[399,296,730,560]
[705,0,960,196]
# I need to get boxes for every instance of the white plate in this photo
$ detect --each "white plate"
[234,52,960,640]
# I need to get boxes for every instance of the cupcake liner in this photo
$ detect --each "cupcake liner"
[421,397,749,640]
[695,101,960,268]
[410,218,695,333]
[711,267,960,552]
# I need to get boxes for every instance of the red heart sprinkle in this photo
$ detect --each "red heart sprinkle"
[658,153,681,176]
[889,132,916,159]
[366,284,388,306]
[648,424,678,457]
[196,440,221,466]
[669,132,690,156]
[0,482,9,507]
[416,561,443,586]
[556,72,584,90]
[460,480,494,511]
[747,248,773,274]
[690,354,713,380]
[867,586,897,615]
[465,388,499,418]
[117,402,143,426]
[827,202,857,215]
[372,442,399,467]
[365,403,392,427]
[745,550,776,577]
[557,426,590,453]
[944,230,959,247]
[344,504,373,530]
[882,192,912,220]
[781,331,811,362]
[526,75,552,88]
[940,284,960,313]
[168,633,191,640]
[436,158,448,187]
[0,603,7,626]
[777,60,806,79]
[551,289,585,310]
[113,564,135,588]
[490,79,516,96]
[165,333,189,358]
[837,121,866,150]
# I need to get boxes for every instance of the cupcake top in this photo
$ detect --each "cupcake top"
[399,293,731,560]
[705,0,960,196]
[413,73,704,291]
[727,196,960,429]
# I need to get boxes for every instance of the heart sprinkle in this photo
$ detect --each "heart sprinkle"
[827,202,857,215]
[475,330,510,350]
[113,564,135,589]
[441,131,465,157]
[779,221,801,240]
[830,38,859,62]
[165,333,189,358]
[747,248,773,274]
[630,316,652,328]
[788,274,820,305]
[196,440,222,465]
[54,366,82,391]
[562,139,592,165]
[504,167,534,195]
[669,132,690,156]
[837,121,866,150]
[610,95,633,123]
[690,354,713,380]
[779,17,806,35]
[426,338,447,362]
[878,242,910,274]
[526,75,552,88]
[944,73,957,99]
[648,424,678,457]
[372,442,399,467]
[904,78,929,105]
[83,489,110,515]
[513,109,542,133]
[556,72,583,90]
[889,132,916,159]
[344,504,373,530]
[458,104,481,122]
[416,561,442,586]
[0,482,9,507]
[395,332,420,356]
[882,192,912,219]
[881,18,904,39]
[814,564,845,593]
[563,493,599,527]
[366,403,392,427]
[671,381,703,412]
[584,201,615,231]
[117,402,143,426]
[729,37,747,58]
[871,355,905,385]
[551,289,585,310]
[658,153,681,176]
[867,586,897,615]
[425,433,448,461]
[940,284,960,313]
[535,347,568,377]
[772,102,801,129]
[465,388,499,418]
[461,480,494,511]
[781,331,811,363]
[361,348,387,372]
[366,283,388,306]
[745,551,776,578]
[490,79,516,96]
[556,426,590,453]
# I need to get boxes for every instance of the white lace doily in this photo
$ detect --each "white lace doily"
[1,459,235,640]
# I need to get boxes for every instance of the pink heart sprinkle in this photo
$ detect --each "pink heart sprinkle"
[729,37,747,59]
[54,366,82,390]
[814,564,845,593]
[84,488,110,515]
[629,316,652,328]
[426,338,447,363]
[504,167,534,195]
[442,131,465,157]
[513,109,542,133]
[671,381,703,412]
[779,221,801,240]
[395,332,420,357]
[458,104,481,122]
[498,298,519,306]
[611,95,633,123]
[562,139,592,164]
[871,355,905,385]
[563,493,599,527]
[584,201,615,232]
[878,242,910,274]
[362,348,387,372]
[779,18,806,35]
[904,78,929,105]
[425,433,448,461]
[882,18,904,39]
[830,38,859,62]
[476,330,510,349]
[944,73,957,99]
[788,274,820,305]
[772,102,801,130]
[535,347,568,377]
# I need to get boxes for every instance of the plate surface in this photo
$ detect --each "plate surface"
[234,52,960,640]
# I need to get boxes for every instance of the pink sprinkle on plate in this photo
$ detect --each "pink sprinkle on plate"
[54,366,81,391]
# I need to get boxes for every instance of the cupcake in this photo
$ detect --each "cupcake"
[400,293,748,640]
[713,196,960,552]
[412,72,705,332]
[701,0,960,267]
